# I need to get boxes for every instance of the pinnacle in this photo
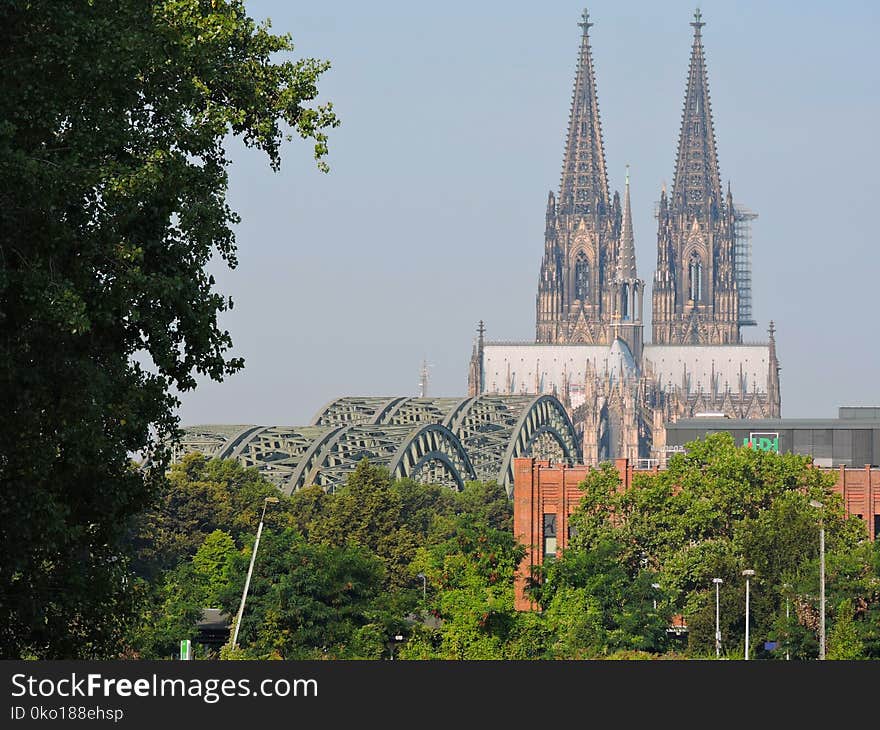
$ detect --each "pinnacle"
[617,166,638,280]
[558,9,609,214]
[670,9,722,212]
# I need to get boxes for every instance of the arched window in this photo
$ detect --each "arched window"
[688,252,702,302]
[574,252,589,301]
[621,283,629,320]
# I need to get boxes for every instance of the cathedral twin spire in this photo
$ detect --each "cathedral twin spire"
[654,8,741,345]
[559,9,610,216]
[671,7,723,217]
[538,8,743,348]
[537,9,638,345]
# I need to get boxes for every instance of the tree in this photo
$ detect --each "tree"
[191,530,237,607]
[554,433,868,659]
[304,461,423,592]
[0,0,337,657]
[827,599,864,660]
[402,514,525,660]
[132,453,290,577]
[537,541,671,658]
[218,528,386,659]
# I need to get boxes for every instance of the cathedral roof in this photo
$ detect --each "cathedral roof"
[644,344,771,397]
[608,338,638,381]
[481,342,773,399]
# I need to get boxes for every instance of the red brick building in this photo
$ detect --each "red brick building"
[513,457,880,610]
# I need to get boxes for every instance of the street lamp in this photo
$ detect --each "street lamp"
[230,496,280,651]
[389,633,404,660]
[782,582,792,661]
[742,569,755,660]
[712,577,724,658]
[417,572,426,601]
[809,499,825,660]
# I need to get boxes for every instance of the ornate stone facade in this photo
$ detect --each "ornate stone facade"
[469,10,781,464]
[652,9,740,346]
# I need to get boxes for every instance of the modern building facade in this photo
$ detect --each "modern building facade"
[469,10,780,464]
[664,407,880,469]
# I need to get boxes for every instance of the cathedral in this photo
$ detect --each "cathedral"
[468,9,781,465]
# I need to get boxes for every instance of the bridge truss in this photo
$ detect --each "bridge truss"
[175,394,581,496]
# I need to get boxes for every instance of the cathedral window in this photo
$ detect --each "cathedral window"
[575,252,590,300]
[622,283,629,320]
[688,252,703,302]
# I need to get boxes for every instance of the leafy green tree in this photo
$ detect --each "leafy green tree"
[550,434,869,659]
[129,528,236,658]
[127,563,205,660]
[402,514,525,660]
[450,480,513,533]
[132,453,290,577]
[827,599,864,660]
[819,540,880,658]
[192,530,237,606]
[0,0,336,657]
[534,540,671,658]
[219,528,386,659]
[305,461,423,592]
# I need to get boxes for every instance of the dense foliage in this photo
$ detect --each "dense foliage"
[538,433,879,659]
[130,457,515,659]
[0,1,336,658]
[131,435,880,660]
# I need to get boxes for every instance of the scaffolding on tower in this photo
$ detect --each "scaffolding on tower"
[733,204,758,328]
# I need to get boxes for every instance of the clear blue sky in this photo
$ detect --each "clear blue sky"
[177,0,880,426]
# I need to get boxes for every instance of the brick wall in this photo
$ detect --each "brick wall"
[513,458,879,610]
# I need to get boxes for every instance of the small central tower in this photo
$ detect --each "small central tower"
[536,10,622,345]
[609,167,644,363]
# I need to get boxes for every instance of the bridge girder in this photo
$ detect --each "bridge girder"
[175,395,580,497]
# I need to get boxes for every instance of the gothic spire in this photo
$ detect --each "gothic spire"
[617,165,637,279]
[671,8,722,214]
[559,9,610,215]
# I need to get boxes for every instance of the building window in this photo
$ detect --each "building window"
[688,252,702,302]
[543,513,557,561]
[575,252,589,300]
[622,283,629,320]
[567,523,578,540]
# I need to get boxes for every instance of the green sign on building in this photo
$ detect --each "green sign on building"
[743,432,779,453]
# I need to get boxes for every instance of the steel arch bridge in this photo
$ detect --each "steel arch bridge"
[175,394,580,496]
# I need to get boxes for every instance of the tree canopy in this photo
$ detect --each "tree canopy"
[0,0,337,658]
[128,439,880,660]
[542,433,876,659]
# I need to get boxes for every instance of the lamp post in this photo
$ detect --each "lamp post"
[417,572,426,601]
[742,569,755,660]
[809,499,825,660]
[712,577,723,658]
[389,633,404,660]
[231,496,280,651]
[782,582,791,661]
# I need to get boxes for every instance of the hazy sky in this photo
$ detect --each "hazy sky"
[176,0,880,427]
